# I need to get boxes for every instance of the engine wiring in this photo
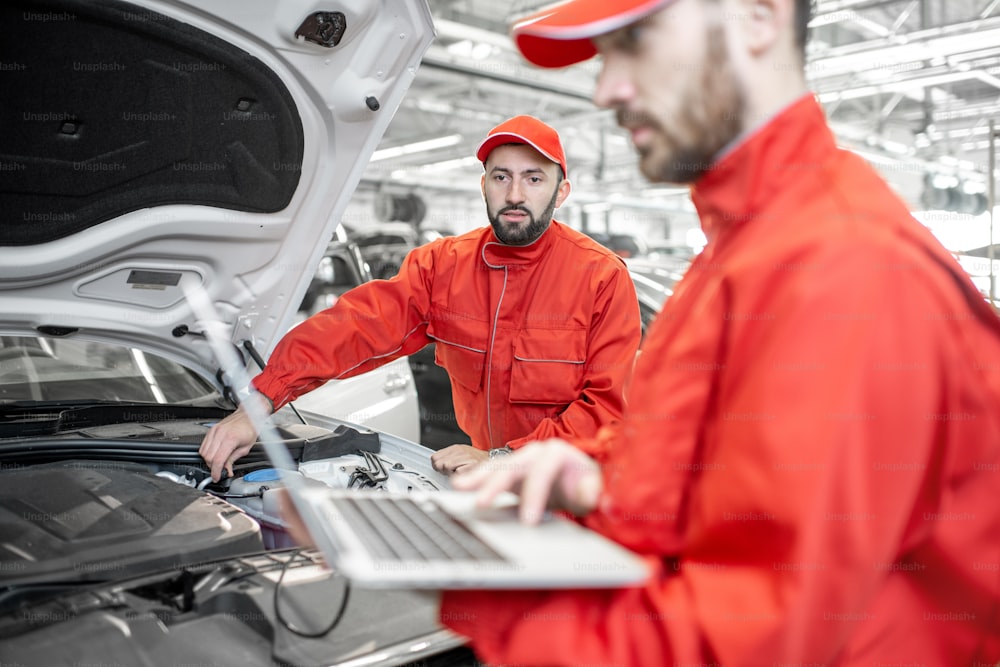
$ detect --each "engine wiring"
[272,548,350,638]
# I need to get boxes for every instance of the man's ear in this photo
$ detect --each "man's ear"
[740,0,792,56]
[554,178,571,209]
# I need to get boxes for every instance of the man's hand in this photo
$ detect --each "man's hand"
[199,392,270,481]
[276,488,316,548]
[430,444,489,476]
[451,439,602,524]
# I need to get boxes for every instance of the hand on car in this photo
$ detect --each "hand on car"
[199,392,270,481]
[450,439,603,524]
[430,444,488,476]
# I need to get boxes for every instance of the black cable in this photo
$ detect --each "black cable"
[272,549,350,638]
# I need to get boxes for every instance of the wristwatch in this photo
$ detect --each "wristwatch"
[488,446,513,460]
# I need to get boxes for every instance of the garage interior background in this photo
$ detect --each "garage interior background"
[340,0,1000,296]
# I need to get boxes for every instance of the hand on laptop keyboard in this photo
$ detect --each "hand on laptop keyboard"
[450,438,602,525]
[434,489,520,516]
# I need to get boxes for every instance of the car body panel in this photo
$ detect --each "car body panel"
[293,358,420,441]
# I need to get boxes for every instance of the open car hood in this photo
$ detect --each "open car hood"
[0,0,434,378]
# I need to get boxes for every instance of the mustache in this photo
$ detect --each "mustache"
[616,108,656,130]
[498,205,531,216]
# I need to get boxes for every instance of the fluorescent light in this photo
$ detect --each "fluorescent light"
[390,155,479,178]
[447,39,495,60]
[371,134,463,162]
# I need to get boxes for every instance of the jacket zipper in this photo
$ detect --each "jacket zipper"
[481,243,508,450]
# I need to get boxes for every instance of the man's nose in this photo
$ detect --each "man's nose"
[593,57,632,109]
[506,180,525,204]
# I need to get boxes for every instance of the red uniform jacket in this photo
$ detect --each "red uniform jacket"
[441,96,1000,665]
[252,221,641,451]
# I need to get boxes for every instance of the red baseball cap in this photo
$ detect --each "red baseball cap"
[512,0,675,68]
[475,115,569,178]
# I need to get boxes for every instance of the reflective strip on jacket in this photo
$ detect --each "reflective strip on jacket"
[440,96,1000,665]
[252,220,642,451]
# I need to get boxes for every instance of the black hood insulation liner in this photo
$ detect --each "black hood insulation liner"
[0,0,305,245]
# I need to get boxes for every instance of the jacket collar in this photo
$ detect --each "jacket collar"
[690,94,837,243]
[480,220,561,267]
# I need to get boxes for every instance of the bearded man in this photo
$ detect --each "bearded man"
[200,115,641,480]
[439,1,1000,665]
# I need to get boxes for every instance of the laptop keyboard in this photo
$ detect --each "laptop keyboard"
[330,495,508,563]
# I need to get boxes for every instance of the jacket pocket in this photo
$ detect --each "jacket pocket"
[429,314,488,393]
[509,328,587,404]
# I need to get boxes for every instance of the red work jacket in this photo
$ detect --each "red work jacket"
[252,221,641,450]
[441,96,1000,665]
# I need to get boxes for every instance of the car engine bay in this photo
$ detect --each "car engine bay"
[0,413,468,666]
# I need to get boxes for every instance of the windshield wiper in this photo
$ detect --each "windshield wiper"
[0,401,231,438]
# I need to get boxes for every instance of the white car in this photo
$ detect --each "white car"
[0,1,474,665]
[291,232,420,443]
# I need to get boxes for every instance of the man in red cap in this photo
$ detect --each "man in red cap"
[440,0,1000,665]
[200,115,641,480]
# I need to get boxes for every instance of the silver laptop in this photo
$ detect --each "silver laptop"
[291,485,650,589]
[184,282,650,589]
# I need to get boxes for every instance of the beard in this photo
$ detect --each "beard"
[620,23,746,184]
[487,183,560,246]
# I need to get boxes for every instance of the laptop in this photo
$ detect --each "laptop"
[183,281,651,589]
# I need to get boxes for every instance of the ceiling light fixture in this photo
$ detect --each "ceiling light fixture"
[390,156,479,179]
[446,39,494,60]
[370,134,463,162]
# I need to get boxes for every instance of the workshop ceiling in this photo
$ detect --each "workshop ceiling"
[363,0,1000,215]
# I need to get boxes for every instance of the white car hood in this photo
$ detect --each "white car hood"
[0,0,433,380]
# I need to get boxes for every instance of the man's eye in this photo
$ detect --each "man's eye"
[623,24,644,48]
